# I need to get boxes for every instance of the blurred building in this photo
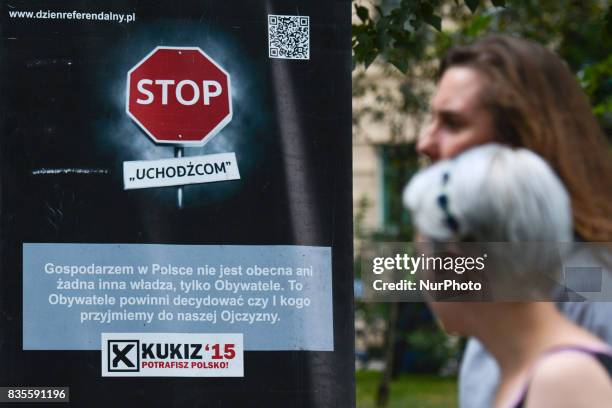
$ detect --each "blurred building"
[352,63,423,239]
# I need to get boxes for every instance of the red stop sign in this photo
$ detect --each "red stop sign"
[126,46,232,146]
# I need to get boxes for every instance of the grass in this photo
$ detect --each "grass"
[356,370,458,408]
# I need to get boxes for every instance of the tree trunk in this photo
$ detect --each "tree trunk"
[376,302,400,408]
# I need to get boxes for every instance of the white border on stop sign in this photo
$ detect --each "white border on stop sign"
[125,46,233,147]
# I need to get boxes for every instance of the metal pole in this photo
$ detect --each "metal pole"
[175,146,183,209]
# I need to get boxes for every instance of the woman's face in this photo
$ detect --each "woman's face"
[415,232,476,335]
[417,66,496,162]
[428,302,472,335]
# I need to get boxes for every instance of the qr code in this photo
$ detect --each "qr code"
[268,15,310,60]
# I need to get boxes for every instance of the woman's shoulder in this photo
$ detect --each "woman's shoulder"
[525,346,612,408]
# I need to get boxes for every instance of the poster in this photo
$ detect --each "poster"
[0,1,353,406]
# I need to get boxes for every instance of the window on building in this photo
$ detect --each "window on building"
[378,144,419,239]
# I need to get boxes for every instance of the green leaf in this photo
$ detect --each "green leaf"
[355,5,369,23]
[491,0,506,6]
[376,15,389,32]
[393,31,415,49]
[593,97,612,115]
[376,31,390,50]
[417,2,441,31]
[419,2,434,17]
[388,48,410,73]
[464,14,492,37]
[389,57,409,73]
[465,0,480,13]
[364,51,377,69]
[424,14,442,31]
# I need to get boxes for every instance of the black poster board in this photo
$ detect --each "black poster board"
[0,1,354,406]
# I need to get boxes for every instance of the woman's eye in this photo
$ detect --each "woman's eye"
[444,119,462,131]
[438,112,466,131]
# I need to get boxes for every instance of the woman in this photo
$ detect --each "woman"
[416,35,612,407]
[418,36,612,244]
[404,143,612,407]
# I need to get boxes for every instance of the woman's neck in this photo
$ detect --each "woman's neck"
[469,303,586,376]
[467,302,608,407]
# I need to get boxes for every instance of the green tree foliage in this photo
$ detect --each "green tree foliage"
[352,0,612,128]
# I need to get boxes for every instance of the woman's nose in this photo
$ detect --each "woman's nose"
[417,124,440,162]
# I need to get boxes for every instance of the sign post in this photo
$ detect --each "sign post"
[175,146,183,208]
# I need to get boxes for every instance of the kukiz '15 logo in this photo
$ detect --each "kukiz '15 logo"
[102,333,244,377]
[108,340,140,372]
